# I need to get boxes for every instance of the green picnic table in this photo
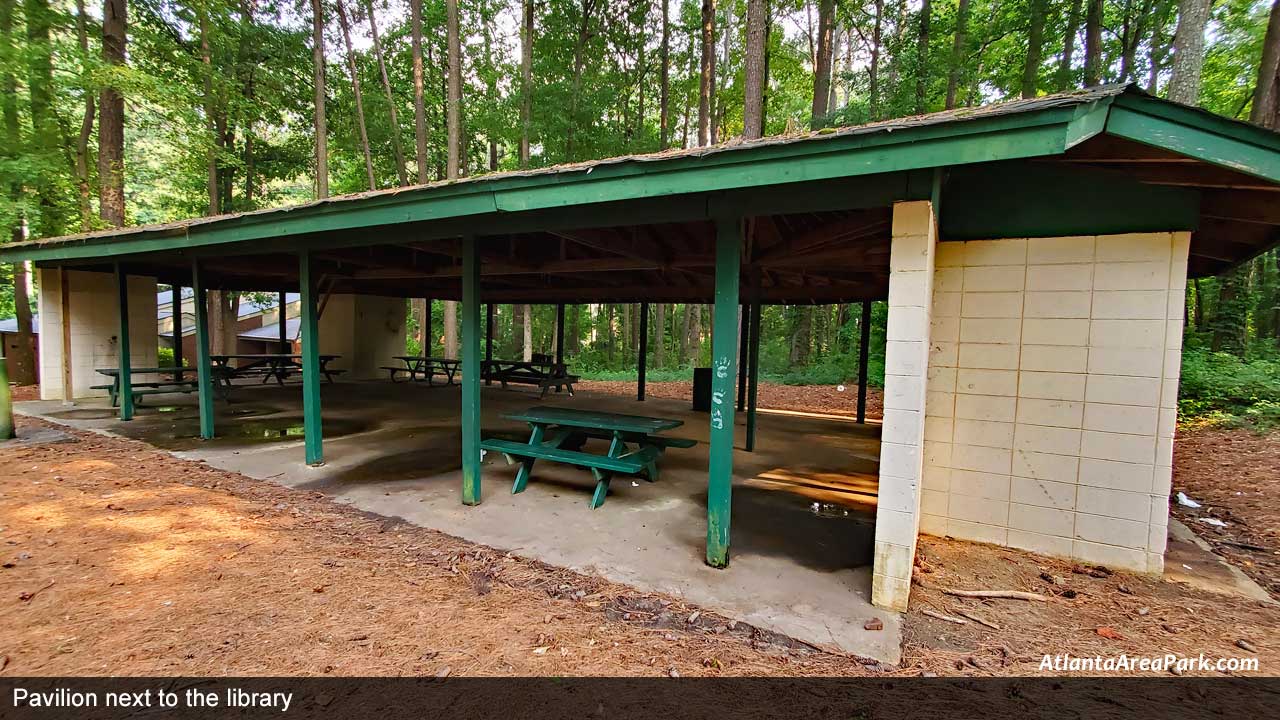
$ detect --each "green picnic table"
[93,366,230,407]
[382,355,461,385]
[481,406,697,509]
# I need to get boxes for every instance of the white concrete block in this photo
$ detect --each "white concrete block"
[1022,318,1090,346]
[929,341,958,368]
[1013,449,1081,485]
[963,265,1026,292]
[948,494,1010,526]
[920,513,948,537]
[1077,486,1150,522]
[892,200,935,238]
[963,239,1027,266]
[883,374,926,411]
[953,419,1015,449]
[1016,398,1084,428]
[886,306,931,342]
[949,469,1012,500]
[874,507,920,547]
[959,318,1022,344]
[1026,263,1093,290]
[1083,403,1159,436]
[1085,374,1161,407]
[881,408,924,445]
[1009,502,1076,537]
[923,440,953,470]
[1150,494,1171,527]
[886,340,929,377]
[1024,291,1092,319]
[879,442,924,480]
[1010,474,1078,509]
[1090,290,1168,319]
[935,242,965,268]
[1019,345,1089,374]
[1093,261,1171,291]
[954,393,1017,422]
[956,368,1019,397]
[951,443,1013,474]
[924,416,954,443]
[947,519,1009,546]
[1072,539,1147,572]
[1078,457,1156,493]
[1018,371,1087,401]
[872,572,912,612]
[1095,232,1171,263]
[1081,430,1157,465]
[1014,424,1082,456]
[1008,529,1075,558]
[878,477,921,515]
[1027,236,1095,264]
[888,270,932,306]
[1089,319,1166,349]
[920,488,949,517]
[1160,378,1180,409]
[958,343,1020,370]
[925,390,956,418]
[1087,347,1164,377]
[1147,523,1169,555]
[1074,513,1149,549]
[934,267,964,294]
[931,292,962,319]
[961,291,1025,319]
[923,464,952,492]
[1152,464,1173,497]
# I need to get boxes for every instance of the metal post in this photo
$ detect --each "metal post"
[171,285,184,368]
[706,218,740,568]
[637,302,649,401]
[857,300,871,424]
[0,350,13,440]
[278,290,289,352]
[461,236,482,505]
[737,304,749,411]
[114,262,134,421]
[745,300,762,452]
[299,251,323,465]
[192,261,216,439]
[555,303,566,365]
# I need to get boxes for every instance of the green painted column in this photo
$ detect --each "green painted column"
[461,236,482,505]
[745,300,762,452]
[278,290,289,352]
[637,302,649,401]
[171,285,184,368]
[299,251,324,466]
[857,300,871,424]
[0,350,13,440]
[737,304,749,411]
[706,218,741,568]
[114,262,134,421]
[192,261,216,440]
[555,303,566,365]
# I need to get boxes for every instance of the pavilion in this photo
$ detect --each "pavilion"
[3,83,1279,621]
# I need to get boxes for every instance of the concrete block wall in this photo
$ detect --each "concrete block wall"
[872,200,937,612]
[919,232,1189,574]
[317,294,407,380]
[37,269,159,400]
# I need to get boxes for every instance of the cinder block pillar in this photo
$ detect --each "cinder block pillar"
[872,200,937,612]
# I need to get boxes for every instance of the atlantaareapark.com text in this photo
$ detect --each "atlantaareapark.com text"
[1040,653,1259,674]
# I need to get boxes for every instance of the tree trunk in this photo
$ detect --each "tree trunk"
[914,0,931,114]
[811,0,834,126]
[654,303,666,367]
[519,0,534,166]
[200,6,218,216]
[1084,0,1103,86]
[522,304,533,361]
[98,0,126,227]
[1022,0,1048,98]
[698,0,715,147]
[71,0,94,231]
[1251,0,1280,130]
[1,0,33,383]
[444,300,458,359]
[688,304,702,362]
[1056,0,1083,90]
[945,0,970,108]
[312,0,329,198]
[870,0,883,118]
[366,0,407,186]
[1168,0,1210,104]
[743,0,766,139]
[336,0,376,190]
[446,0,462,179]
[411,0,429,183]
[413,299,428,353]
[659,0,671,148]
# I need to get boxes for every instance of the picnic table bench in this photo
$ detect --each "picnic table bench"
[381,356,461,385]
[93,367,227,407]
[482,359,578,397]
[212,354,343,385]
[481,406,696,508]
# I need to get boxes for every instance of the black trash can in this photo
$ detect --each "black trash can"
[692,367,712,412]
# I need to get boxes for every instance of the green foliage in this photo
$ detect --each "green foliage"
[1178,347,1280,431]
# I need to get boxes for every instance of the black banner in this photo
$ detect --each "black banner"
[3,677,1278,720]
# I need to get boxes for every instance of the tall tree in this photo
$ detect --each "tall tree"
[366,0,408,186]
[335,0,376,189]
[1250,0,1280,129]
[945,0,970,108]
[519,0,533,166]
[1168,0,1211,104]
[915,0,932,114]
[99,0,127,227]
[659,0,671,148]
[71,0,94,231]
[1023,0,1048,98]
[312,0,329,198]
[411,0,429,183]
[698,0,715,146]
[1,0,34,385]
[811,0,835,126]
[869,0,884,117]
[1056,0,1083,90]
[743,0,766,138]
[1084,0,1103,86]
[443,0,462,358]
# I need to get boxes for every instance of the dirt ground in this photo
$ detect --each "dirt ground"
[3,408,1275,677]
[577,379,884,419]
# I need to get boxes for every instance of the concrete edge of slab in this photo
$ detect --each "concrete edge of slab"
[1166,519,1277,606]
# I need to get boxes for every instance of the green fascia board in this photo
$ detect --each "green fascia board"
[0,105,1093,265]
[1113,93,1280,154]
[1107,104,1280,184]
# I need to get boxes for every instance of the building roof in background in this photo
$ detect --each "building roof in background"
[240,318,300,342]
[0,315,37,334]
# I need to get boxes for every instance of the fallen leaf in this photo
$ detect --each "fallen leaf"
[864,617,884,631]
[1096,627,1125,640]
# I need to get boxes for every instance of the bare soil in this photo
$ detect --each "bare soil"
[1,397,1275,676]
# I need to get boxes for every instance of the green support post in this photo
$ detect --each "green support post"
[745,300,762,452]
[114,262,134,421]
[857,300,871,424]
[706,218,741,568]
[737,304,749,411]
[555,303,566,365]
[278,290,289,352]
[299,251,324,465]
[0,351,13,440]
[637,302,649,401]
[171,285,183,368]
[192,261,216,440]
[461,236,482,505]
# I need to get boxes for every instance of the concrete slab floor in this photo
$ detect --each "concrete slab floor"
[17,380,902,664]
